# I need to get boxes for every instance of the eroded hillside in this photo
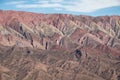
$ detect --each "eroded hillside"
[0,10,120,80]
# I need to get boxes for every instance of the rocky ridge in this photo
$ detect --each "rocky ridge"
[0,10,120,80]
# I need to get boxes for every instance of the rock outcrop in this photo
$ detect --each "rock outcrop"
[0,10,120,80]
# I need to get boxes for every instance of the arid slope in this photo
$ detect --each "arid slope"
[0,10,120,80]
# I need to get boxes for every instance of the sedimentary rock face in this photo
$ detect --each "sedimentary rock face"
[0,10,120,80]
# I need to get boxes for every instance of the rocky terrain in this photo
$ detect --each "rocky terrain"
[0,10,120,80]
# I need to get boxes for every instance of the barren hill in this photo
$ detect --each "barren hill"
[0,10,120,80]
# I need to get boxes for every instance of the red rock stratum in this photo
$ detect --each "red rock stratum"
[0,10,120,80]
